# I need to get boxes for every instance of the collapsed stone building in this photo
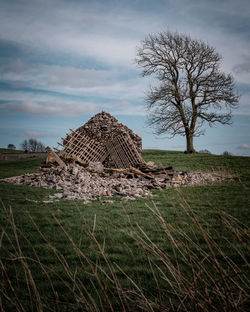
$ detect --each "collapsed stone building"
[59,111,144,168]
[1,111,233,201]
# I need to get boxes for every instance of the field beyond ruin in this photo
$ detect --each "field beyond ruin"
[0,150,250,311]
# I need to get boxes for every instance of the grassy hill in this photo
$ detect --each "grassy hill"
[0,150,249,311]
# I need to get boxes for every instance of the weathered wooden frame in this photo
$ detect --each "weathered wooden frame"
[59,129,145,168]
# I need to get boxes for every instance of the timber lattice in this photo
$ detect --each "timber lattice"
[59,129,145,168]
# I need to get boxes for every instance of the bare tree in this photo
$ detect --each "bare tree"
[136,31,239,153]
[29,138,39,152]
[222,151,233,156]
[36,141,46,153]
[20,138,45,152]
[20,139,29,152]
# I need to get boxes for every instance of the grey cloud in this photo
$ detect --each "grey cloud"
[47,66,112,88]
[0,61,146,101]
[0,61,115,89]
[1,0,249,74]
[23,130,60,138]
[233,57,250,74]
[0,130,22,137]
[0,0,170,68]
[2,100,98,117]
[0,0,140,67]
[237,144,250,149]
[2,58,28,73]
[1,0,250,118]
[233,93,250,116]
[0,39,26,59]
[112,105,146,116]
[2,100,147,117]
[0,130,10,135]
[173,0,250,38]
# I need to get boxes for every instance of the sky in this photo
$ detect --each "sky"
[0,0,250,156]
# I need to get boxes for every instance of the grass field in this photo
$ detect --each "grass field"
[0,156,46,178]
[0,148,24,154]
[0,150,249,311]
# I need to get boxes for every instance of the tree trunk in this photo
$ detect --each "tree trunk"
[185,133,195,153]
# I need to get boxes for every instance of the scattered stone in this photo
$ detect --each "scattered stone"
[0,163,234,202]
[88,162,104,173]
[53,193,63,199]
[122,196,136,201]
[25,198,39,203]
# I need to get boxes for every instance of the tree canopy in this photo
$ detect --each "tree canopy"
[7,144,16,150]
[136,31,239,153]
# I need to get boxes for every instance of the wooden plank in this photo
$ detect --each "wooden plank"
[45,146,66,167]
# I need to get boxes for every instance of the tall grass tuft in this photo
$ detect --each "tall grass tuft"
[1,192,249,311]
[123,189,249,311]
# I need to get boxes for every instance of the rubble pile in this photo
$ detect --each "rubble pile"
[1,161,233,202]
[78,111,142,153]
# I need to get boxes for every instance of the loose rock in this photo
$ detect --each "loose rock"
[0,163,234,202]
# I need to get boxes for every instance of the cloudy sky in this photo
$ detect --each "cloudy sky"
[0,0,250,155]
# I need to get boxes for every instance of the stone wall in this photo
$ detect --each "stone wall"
[0,152,47,160]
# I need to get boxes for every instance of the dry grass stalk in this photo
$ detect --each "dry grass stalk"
[1,193,249,311]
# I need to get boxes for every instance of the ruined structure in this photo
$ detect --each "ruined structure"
[2,111,234,201]
[58,112,144,168]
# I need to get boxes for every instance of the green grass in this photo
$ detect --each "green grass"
[0,148,24,154]
[0,157,46,178]
[142,149,250,177]
[0,151,249,311]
